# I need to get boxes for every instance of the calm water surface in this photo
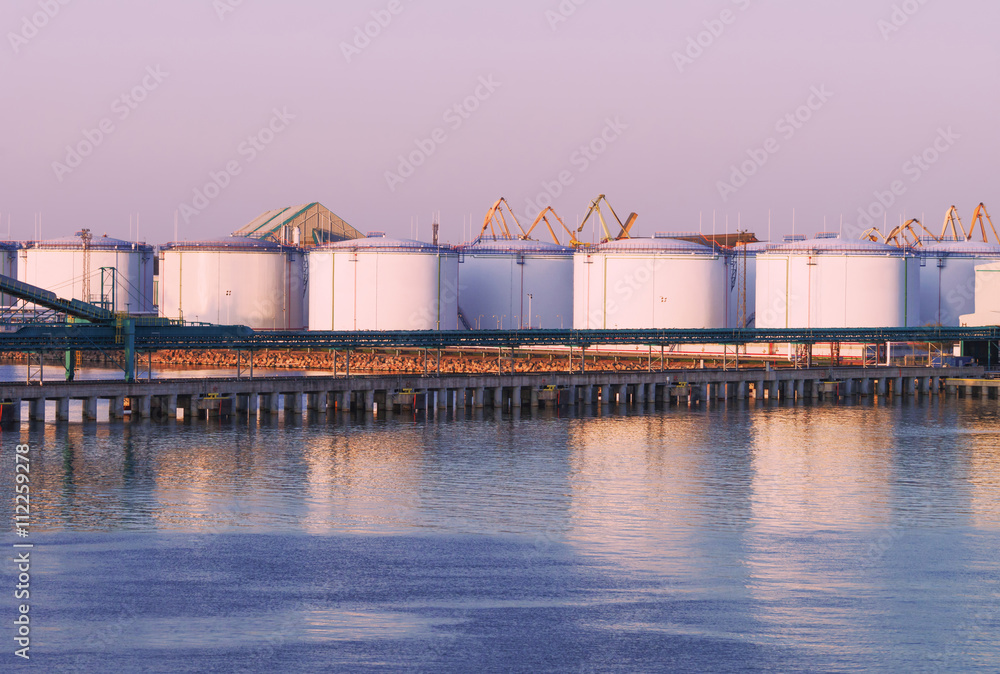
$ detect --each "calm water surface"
[2,392,1000,672]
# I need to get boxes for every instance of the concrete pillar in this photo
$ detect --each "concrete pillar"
[55,397,70,421]
[135,396,151,419]
[636,383,646,405]
[876,379,887,397]
[8,399,22,425]
[894,377,904,398]
[365,389,376,413]
[919,378,930,396]
[965,385,975,398]
[769,381,780,401]
[530,387,539,408]
[268,393,281,415]
[860,379,871,397]
[844,379,855,397]
[457,388,467,409]
[617,384,628,405]
[28,399,44,422]
[109,396,124,420]
[736,382,747,400]
[600,384,611,406]
[474,387,485,408]
[307,392,326,411]
[512,387,522,409]
[795,380,805,400]
[166,395,178,419]
[437,389,449,409]
[931,377,940,396]
[493,387,503,409]
[755,380,765,400]
[716,383,727,401]
[293,392,305,415]
[247,393,259,416]
[584,385,594,406]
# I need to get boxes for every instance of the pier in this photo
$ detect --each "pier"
[0,365,985,424]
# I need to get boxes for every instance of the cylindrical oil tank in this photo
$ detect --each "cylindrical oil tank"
[918,238,1000,326]
[0,242,18,306]
[756,234,920,329]
[726,241,782,329]
[159,237,305,329]
[455,237,573,330]
[308,233,458,331]
[18,234,155,313]
[574,236,729,329]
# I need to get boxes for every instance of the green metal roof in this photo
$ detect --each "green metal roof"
[232,203,363,246]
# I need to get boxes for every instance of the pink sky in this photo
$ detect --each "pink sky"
[2,0,998,245]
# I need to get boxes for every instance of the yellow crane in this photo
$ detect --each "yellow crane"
[476,197,526,240]
[882,218,938,248]
[940,205,965,240]
[966,203,999,244]
[575,194,637,243]
[524,206,583,247]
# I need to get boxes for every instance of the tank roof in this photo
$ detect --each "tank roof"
[765,236,908,256]
[160,236,298,252]
[920,239,1000,256]
[456,236,573,254]
[0,241,19,251]
[587,237,718,254]
[29,234,153,252]
[313,233,452,253]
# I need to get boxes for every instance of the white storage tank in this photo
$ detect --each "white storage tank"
[574,236,729,329]
[0,242,18,306]
[455,237,573,330]
[159,237,305,329]
[756,234,920,329]
[308,233,458,331]
[727,240,782,329]
[19,234,155,313]
[918,238,1000,326]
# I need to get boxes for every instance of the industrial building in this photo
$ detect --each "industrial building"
[0,242,18,306]
[18,232,156,314]
[159,237,306,329]
[456,237,574,330]
[755,234,920,329]
[308,233,458,331]
[232,202,363,247]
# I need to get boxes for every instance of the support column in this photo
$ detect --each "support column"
[365,389,376,413]
[769,381,780,401]
[84,398,99,421]
[877,379,887,397]
[617,384,628,406]
[55,397,70,421]
[736,382,747,400]
[135,396,151,419]
[8,399,22,425]
[584,385,594,406]
[268,393,281,415]
[437,389,448,410]
[457,388,467,409]
[529,387,539,409]
[28,399,44,422]
[292,392,304,415]
[965,385,975,399]
[755,380,765,400]
[512,387,522,409]
[860,379,871,397]
[166,395,178,419]
[247,393,259,416]
[844,379,855,397]
[493,387,503,409]
[795,380,805,400]
[601,384,611,406]
[931,377,940,396]
[919,378,930,396]
[110,396,125,420]
[716,382,727,401]
[474,387,485,408]
[894,377,904,398]
[636,383,646,405]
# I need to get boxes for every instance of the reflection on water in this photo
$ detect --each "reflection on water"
[4,397,1000,671]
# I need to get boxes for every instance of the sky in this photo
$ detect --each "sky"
[1,0,998,245]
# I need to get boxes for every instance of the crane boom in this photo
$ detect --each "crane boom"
[476,197,526,241]
[940,205,964,240]
[525,206,583,246]
[967,203,999,244]
[576,194,637,243]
